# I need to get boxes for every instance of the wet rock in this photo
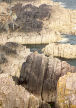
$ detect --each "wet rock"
[42,43,76,59]
[0,73,40,108]
[57,72,76,108]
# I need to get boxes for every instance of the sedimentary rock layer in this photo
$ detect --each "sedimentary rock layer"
[42,43,76,59]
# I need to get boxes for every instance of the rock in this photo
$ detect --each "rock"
[0,73,40,108]
[39,102,51,108]
[42,43,76,59]
[0,0,76,44]
[19,52,48,97]
[56,72,76,108]
[42,57,76,102]
[19,53,76,102]
[0,42,31,77]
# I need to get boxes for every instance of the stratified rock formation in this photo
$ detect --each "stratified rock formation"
[42,43,76,59]
[0,0,76,44]
[57,72,76,108]
[19,53,76,102]
[0,42,31,77]
[0,73,40,108]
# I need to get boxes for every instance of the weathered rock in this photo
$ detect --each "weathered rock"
[42,57,76,102]
[42,43,76,59]
[0,73,40,108]
[19,52,48,97]
[0,42,31,77]
[39,102,51,108]
[56,72,76,108]
[19,53,76,102]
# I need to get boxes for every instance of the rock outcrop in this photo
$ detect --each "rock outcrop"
[0,73,40,108]
[0,0,76,44]
[0,42,31,77]
[19,53,76,102]
[57,72,76,108]
[42,43,76,59]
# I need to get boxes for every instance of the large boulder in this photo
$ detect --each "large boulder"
[0,73,40,108]
[42,43,76,59]
[19,53,76,102]
[56,72,76,108]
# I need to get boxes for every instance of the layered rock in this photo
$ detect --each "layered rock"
[0,42,31,77]
[0,73,40,108]
[0,0,76,44]
[19,53,76,102]
[57,72,76,108]
[42,43,76,59]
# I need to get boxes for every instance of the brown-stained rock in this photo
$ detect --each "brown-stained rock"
[56,72,76,108]
[19,52,48,96]
[19,53,76,102]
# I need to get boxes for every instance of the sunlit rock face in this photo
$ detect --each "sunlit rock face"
[57,72,76,108]
[42,43,76,59]
[0,73,40,108]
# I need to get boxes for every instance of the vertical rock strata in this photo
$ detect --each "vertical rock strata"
[19,53,76,102]
[57,72,76,108]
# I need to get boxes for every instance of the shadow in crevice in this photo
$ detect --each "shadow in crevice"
[12,3,51,32]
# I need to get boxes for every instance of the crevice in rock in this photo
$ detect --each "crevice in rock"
[41,57,49,101]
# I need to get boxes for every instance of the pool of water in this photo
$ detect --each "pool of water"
[53,0,76,9]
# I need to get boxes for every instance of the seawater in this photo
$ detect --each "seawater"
[53,0,76,9]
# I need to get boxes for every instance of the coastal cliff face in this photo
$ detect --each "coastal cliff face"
[19,53,76,103]
[0,0,76,44]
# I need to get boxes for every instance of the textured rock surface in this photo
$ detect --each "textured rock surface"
[57,72,76,108]
[0,0,76,44]
[0,42,31,77]
[0,73,40,108]
[42,43,76,59]
[19,53,76,102]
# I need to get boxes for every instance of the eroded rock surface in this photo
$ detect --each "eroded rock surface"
[19,53,76,102]
[0,42,31,77]
[57,72,76,108]
[0,73,40,108]
[42,43,76,59]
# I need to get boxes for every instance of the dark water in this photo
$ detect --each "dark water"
[26,44,47,53]
[53,0,76,9]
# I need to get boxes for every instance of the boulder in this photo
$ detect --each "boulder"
[42,43,76,59]
[0,73,40,108]
[19,53,76,102]
[56,72,76,108]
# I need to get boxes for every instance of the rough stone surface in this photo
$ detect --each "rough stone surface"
[0,73,40,108]
[42,43,76,59]
[0,0,76,44]
[19,52,48,97]
[0,42,31,77]
[57,72,76,108]
[19,53,76,102]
